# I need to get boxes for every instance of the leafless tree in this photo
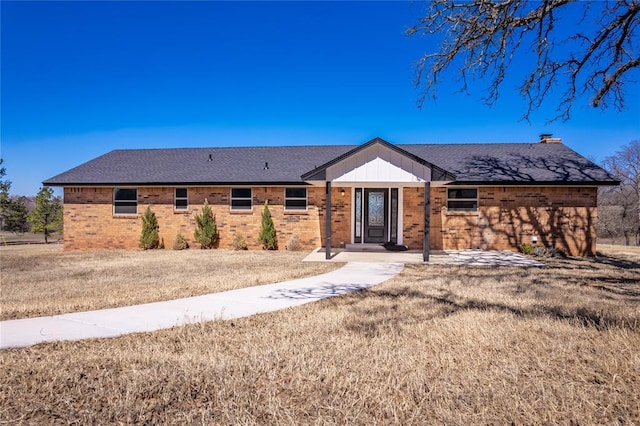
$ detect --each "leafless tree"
[407,0,640,121]
[601,140,640,245]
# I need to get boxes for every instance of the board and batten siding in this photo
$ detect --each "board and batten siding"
[326,144,431,184]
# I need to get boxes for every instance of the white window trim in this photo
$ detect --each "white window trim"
[113,187,138,215]
[446,187,478,212]
[230,187,253,211]
[174,188,188,211]
[284,187,308,211]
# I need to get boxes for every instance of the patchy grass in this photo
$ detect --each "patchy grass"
[1,249,639,424]
[597,243,640,264]
[0,245,340,320]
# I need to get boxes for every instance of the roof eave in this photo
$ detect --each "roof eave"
[43,181,311,187]
[447,180,621,186]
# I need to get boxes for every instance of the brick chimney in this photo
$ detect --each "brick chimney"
[539,133,562,143]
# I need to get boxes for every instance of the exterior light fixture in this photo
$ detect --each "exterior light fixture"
[340,188,345,196]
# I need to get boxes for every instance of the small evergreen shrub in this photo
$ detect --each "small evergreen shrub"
[139,206,160,250]
[258,201,278,250]
[194,199,219,249]
[519,243,534,255]
[232,232,248,250]
[172,233,189,250]
[286,236,302,251]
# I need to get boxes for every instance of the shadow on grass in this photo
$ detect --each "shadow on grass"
[424,293,639,331]
[594,253,640,269]
[345,290,640,338]
[338,276,640,337]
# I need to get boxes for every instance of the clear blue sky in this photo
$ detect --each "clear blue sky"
[2,1,638,196]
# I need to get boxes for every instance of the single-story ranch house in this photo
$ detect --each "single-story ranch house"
[44,135,618,259]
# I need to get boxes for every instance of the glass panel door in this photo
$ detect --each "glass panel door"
[364,189,388,243]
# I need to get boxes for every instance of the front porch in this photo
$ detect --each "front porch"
[302,138,455,261]
[302,248,544,267]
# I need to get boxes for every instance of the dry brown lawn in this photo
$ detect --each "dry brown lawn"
[0,245,339,320]
[1,245,639,424]
[598,243,640,263]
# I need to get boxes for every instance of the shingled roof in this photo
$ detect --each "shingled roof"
[44,138,618,186]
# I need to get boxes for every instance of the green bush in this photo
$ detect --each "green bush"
[194,199,219,249]
[258,201,277,250]
[172,233,189,250]
[519,243,534,255]
[139,206,160,250]
[232,232,248,250]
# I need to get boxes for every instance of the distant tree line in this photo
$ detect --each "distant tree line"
[598,141,640,246]
[0,159,63,242]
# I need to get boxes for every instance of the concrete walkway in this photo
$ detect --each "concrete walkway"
[303,248,544,267]
[0,262,403,349]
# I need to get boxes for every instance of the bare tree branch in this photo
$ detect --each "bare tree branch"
[602,140,640,245]
[407,0,640,122]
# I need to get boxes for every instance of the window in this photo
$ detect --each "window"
[114,188,137,215]
[284,187,307,211]
[175,188,188,210]
[231,188,252,210]
[390,188,398,242]
[447,188,478,212]
[354,188,362,243]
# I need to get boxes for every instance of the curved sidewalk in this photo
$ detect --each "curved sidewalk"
[0,262,403,349]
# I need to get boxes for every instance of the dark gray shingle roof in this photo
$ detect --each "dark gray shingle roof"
[44,140,617,186]
[400,143,616,184]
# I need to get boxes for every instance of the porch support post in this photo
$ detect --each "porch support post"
[423,182,431,262]
[325,181,332,260]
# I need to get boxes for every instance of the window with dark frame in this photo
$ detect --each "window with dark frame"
[284,187,307,211]
[446,188,478,212]
[231,188,252,210]
[175,188,188,210]
[354,188,362,243]
[114,188,137,215]
[390,188,398,242]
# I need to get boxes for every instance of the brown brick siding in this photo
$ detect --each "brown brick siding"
[318,187,351,248]
[64,185,598,256]
[63,186,324,251]
[428,186,598,256]
[402,187,425,250]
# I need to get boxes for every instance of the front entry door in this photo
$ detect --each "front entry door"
[364,188,388,243]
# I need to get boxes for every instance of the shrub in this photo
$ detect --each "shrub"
[519,243,534,255]
[139,206,160,250]
[194,199,219,249]
[286,236,302,251]
[531,246,567,258]
[172,233,189,250]
[232,232,248,250]
[258,201,277,250]
[532,246,547,257]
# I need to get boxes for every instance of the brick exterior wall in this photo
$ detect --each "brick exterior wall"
[63,185,598,256]
[428,186,598,256]
[402,187,425,250]
[63,186,325,251]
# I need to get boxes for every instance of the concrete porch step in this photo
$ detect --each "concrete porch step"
[345,243,386,252]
